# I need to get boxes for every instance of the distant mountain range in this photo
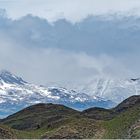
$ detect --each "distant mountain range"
[0,70,115,118]
[1,70,140,119]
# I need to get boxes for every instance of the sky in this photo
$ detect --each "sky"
[0,0,140,88]
[1,0,140,22]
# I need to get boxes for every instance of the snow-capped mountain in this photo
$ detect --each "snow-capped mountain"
[0,70,114,118]
[76,78,140,103]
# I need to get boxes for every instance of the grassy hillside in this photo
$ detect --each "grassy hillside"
[1,95,140,139]
[1,103,80,130]
[41,117,104,139]
[0,125,16,139]
[0,103,104,139]
[82,107,115,120]
[102,105,140,138]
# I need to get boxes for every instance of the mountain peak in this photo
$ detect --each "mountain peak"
[0,70,13,76]
[0,70,27,85]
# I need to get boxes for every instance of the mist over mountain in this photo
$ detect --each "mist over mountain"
[0,12,140,88]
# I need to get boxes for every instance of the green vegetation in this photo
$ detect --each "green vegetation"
[1,95,140,139]
[41,118,103,139]
[102,105,140,138]
[0,124,16,139]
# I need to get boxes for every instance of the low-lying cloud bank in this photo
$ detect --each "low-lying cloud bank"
[0,13,139,88]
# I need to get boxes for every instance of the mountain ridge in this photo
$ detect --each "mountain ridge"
[0,70,114,118]
[1,70,140,119]
[1,95,140,139]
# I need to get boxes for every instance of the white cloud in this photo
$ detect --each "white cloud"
[1,0,140,22]
[0,42,131,88]
[0,14,139,89]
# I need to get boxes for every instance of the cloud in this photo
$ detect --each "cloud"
[0,14,139,89]
[1,0,140,22]
[0,42,132,88]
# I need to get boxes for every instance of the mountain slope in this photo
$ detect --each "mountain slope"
[1,103,79,130]
[0,70,115,118]
[0,125,16,139]
[82,107,114,120]
[1,95,140,139]
[103,102,140,138]
[0,103,104,139]
[82,95,140,120]
[114,95,140,112]
[1,70,140,120]
[41,118,104,139]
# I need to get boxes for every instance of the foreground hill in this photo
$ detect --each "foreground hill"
[1,103,79,130]
[82,95,140,120]
[0,125,16,139]
[0,103,103,139]
[1,95,140,139]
